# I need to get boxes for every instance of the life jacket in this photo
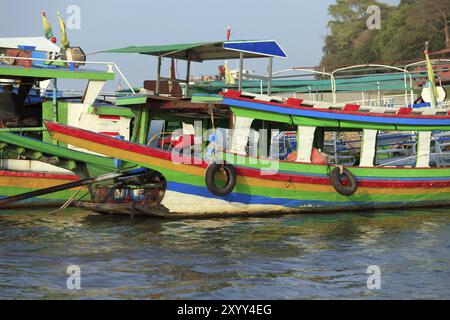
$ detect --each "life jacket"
[286,147,327,164]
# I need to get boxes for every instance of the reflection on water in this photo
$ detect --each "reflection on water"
[0,208,449,299]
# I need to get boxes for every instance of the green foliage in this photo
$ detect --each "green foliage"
[320,0,450,70]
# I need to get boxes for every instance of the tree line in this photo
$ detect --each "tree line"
[320,0,450,71]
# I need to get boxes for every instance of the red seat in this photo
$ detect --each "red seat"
[171,134,194,149]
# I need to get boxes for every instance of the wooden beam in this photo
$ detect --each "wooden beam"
[238,52,244,91]
[22,150,43,160]
[147,98,210,110]
[156,57,161,95]
[185,50,191,97]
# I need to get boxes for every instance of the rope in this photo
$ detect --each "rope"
[209,104,216,130]
[49,187,82,215]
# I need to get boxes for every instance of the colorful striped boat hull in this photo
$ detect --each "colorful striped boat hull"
[45,121,450,217]
[0,170,89,208]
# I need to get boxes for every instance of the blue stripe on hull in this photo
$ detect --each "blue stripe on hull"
[168,181,388,208]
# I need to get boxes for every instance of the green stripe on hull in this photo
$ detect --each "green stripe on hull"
[0,186,90,201]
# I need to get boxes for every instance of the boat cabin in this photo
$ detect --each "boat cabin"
[99,39,289,150]
[0,37,139,150]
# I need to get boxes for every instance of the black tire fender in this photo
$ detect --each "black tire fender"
[205,162,237,197]
[329,166,358,196]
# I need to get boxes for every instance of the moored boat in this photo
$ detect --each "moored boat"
[0,34,154,208]
[4,32,450,217]
[44,84,450,218]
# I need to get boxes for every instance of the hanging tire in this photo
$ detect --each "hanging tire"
[205,162,236,197]
[329,167,358,196]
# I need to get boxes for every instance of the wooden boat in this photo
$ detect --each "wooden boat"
[0,36,148,207]
[44,84,450,218]
[0,38,290,209]
[5,35,450,217]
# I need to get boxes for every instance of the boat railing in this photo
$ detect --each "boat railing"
[331,64,415,107]
[0,55,136,94]
[375,151,450,168]
[267,68,336,102]
[404,59,450,108]
[265,64,421,107]
[341,93,418,108]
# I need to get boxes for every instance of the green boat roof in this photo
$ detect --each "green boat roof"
[0,65,115,81]
[99,40,287,62]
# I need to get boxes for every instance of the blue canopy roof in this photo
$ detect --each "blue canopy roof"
[223,40,287,58]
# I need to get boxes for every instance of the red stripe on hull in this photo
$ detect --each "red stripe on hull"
[0,170,79,180]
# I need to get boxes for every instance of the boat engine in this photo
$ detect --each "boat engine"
[92,170,166,206]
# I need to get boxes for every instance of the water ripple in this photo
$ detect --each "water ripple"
[0,208,449,299]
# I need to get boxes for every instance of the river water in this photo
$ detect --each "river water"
[0,208,449,299]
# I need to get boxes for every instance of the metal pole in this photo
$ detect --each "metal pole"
[333,132,338,164]
[267,57,273,95]
[186,51,191,97]
[52,78,58,123]
[156,57,161,95]
[238,52,244,92]
[378,81,381,107]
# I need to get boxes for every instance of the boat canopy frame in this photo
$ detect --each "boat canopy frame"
[99,40,287,97]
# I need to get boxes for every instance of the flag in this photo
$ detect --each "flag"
[224,61,235,85]
[41,10,54,40]
[424,48,438,107]
[57,12,70,49]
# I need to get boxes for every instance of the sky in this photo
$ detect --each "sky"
[1,0,400,90]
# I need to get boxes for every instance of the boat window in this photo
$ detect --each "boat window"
[270,130,297,160]
[147,120,166,147]
[323,131,362,166]
[247,120,297,159]
[274,128,363,165]
[375,131,417,167]
[430,132,450,167]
